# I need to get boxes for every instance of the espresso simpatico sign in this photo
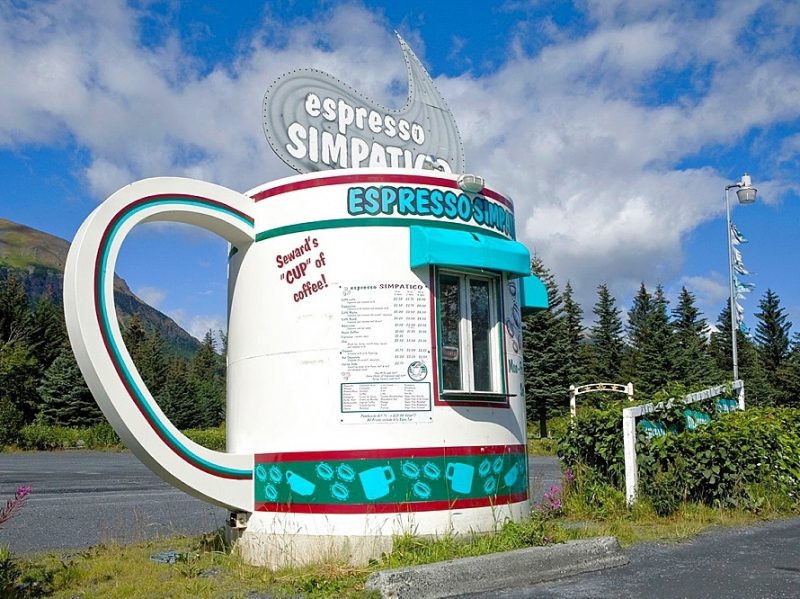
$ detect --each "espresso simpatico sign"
[263,34,465,174]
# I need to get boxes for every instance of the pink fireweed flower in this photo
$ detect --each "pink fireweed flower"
[0,485,31,526]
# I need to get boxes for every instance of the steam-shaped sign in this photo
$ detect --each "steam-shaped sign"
[263,33,465,174]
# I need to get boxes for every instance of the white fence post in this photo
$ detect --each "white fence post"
[622,408,638,505]
[569,385,577,419]
[622,380,744,507]
[736,379,745,410]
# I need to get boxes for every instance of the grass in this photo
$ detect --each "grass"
[527,414,570,456]
[8,488,797,598]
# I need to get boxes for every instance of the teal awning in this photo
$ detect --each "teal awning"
[521,274,548,314]
[409,226,531,277]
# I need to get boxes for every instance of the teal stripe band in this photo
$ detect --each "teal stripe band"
[255,217,513,243]
[99,198,252,479]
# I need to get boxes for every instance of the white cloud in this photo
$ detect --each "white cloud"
[2,0,800,317]
[165,307,225,344]
[679,273,729,318]
[186,314,226,344]
[135,285,166,308]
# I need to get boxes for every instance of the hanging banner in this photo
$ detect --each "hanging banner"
[731,223,748,245]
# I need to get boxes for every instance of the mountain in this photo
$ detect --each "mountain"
[0,218,200,357]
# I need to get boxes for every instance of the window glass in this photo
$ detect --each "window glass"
[469,279,492,391]
[439,274,462,390]
[436,270,501,395]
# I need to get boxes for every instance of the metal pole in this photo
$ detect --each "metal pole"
[725,186,739,381]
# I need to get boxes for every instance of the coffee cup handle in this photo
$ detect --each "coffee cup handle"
[384,466,396,484]
[445,463,454,480]
[64,177,255,511]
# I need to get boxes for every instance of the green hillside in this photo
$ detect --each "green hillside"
[0,218,200,357]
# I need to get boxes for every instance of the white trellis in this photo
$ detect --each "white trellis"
[569,382,634,419]
[623,380,745,505]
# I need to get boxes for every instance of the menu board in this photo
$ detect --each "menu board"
[339,282,432,423]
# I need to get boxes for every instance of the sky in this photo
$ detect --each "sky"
[1,0,799,341]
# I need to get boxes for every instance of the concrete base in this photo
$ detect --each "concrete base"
[233,530,394,569]
[229,500,531,568]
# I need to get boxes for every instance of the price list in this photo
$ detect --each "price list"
[339,283,432,423]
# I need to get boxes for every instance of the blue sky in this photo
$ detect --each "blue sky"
[1,0,799,340]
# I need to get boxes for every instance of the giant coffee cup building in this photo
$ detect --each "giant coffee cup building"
[64,34,548,567]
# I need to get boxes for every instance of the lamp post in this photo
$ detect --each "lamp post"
[725,173,757,381]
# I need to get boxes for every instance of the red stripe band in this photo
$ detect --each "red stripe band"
[250,173,514,210]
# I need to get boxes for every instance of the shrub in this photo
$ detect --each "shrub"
[0,399,23,447]
[559,396,800,512]
[183,426,226,451]
[16,423,122,450]
[638,408,800,509]
[558,406,625,487]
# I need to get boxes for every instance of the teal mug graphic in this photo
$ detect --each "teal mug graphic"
[285,471,316,497]
[503,462,520,487]
[359,466,395,500]
[446,462,475,494]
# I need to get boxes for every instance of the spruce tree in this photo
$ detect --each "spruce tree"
[671,287,713,386]
[27,296,67,373]
[588,284,624,382]
[640,285,674,395]
[775,334,800,406]
[522,257,565,437]
[621,282,652,387]
[38,348,104,427]
[709,304,771,404]
[0,339,39,423]
[754,289,792,375]
[560,282,589,387]
[123,315,168,401]
[162,357,202,429]
[0,276,30,343]
[190,331,226,427]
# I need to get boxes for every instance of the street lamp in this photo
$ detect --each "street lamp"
[725,173,757,381]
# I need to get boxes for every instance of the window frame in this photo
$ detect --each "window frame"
[434,267,509,404]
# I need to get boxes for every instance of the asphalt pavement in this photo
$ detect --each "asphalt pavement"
[460,517,800,599]
[0,451,228,554]
[0,451,562,555]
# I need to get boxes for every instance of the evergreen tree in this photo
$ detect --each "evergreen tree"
[775,334,800,406]
[190,331,226,427]
[0,276,30,343]
[0,339,39,423]
[621,282,652,386]
[38,348,104,427]
[641,285,674,395]
[522,257,566,437]
[0,276,49,421]
[588,284,624,382]
[670,287,713,386]
[162,357,202,429]
[754,289,792,376]
[709,304,771,404]
[27,296,67,372]
[560,282,589,387]
[123,315,168,400]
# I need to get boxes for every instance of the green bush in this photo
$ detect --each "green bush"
[560,397,800,512]
[639,408,800,509]
[0,399,23,447]
[558,406,625,487]
[10,423,224,452]
[17,423,122,450]
[183,426,226,451]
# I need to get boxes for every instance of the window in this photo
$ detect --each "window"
[437,270,503,395]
